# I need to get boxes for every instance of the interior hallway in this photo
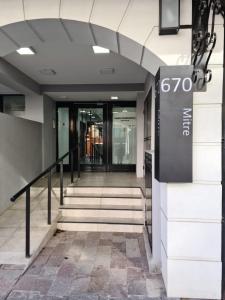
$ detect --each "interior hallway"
[2,231,167,300]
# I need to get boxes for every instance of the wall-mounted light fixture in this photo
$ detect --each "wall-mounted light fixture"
[159,0,180,35]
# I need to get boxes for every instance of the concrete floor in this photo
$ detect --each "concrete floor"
[2,231,169,300]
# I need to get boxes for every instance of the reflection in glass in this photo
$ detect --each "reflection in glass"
[112,106,136,165]
[58,107,69,164]
[78,108,103,165]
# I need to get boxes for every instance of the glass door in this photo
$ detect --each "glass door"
[109,103,136,171]
[76,104,107,171]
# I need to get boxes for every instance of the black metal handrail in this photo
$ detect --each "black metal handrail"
[10,148,77,258]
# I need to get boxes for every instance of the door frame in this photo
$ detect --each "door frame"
[107,101,136,172]
[74,102,107,172]
[56,100,137,172]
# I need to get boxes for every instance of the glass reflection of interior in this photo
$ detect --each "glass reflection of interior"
[78,108,103,165]
[58,107,69,164]
[112,106,136,165]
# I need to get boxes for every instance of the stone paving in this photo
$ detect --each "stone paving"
[0,231,170,300]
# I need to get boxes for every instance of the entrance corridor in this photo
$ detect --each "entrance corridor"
[1,231,168,300]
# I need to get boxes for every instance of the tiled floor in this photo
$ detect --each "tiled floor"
[71,172,145,189]
[2,231,168,300]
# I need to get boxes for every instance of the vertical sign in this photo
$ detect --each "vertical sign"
[155,66,193,182]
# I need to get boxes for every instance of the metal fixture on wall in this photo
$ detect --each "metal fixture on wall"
[192,0,224,90]
[159,0,180,35]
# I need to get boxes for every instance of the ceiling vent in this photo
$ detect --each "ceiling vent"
[100,68,115,75]
[39,69,57,76]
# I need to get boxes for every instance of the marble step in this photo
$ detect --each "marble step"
[57,216,144,233]
[59,206,144,219]
[60,203,143,210]
[65,187,142,198]
[63,197,143,206]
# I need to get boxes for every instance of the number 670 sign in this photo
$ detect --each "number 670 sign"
[161,77,193,93]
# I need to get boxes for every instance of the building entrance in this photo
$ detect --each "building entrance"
[57,101,137,172]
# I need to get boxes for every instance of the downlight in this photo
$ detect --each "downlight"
[16,47,35,55]
[92,46,110,54]
[111,96,119,100]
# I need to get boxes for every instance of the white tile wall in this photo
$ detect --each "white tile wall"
[0,0,24,26]
[166,259,222,299]
[180,0,192,25]
[60,0,94,22]
[193,144,221,183]
[193,104,222,143]
[166,183,222,221]
[145,28,192,66]
[119,0,158,45]
[24,0,61,20]
[90,0,129,31]
[165,221,221,260]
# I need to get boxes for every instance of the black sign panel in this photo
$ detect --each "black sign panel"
[155,66,193,182]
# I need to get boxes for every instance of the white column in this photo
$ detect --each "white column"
[161,22,224,299]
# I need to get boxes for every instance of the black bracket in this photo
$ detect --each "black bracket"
[192,0,224,90]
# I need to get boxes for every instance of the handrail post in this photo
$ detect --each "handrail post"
[48,170,52,225]
[60,161,64,206]
[71,150,74,183]
[26,188,30,258]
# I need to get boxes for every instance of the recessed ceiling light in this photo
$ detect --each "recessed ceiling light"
[93,46,110,54]
[111,96,119,100]
[16,47,35,55]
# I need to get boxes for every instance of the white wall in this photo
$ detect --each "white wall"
[42,95,56,169]
[0,112,42,213]
[25,94,44,123]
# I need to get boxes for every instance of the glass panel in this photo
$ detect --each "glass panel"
[2,95,25,118]
[161,0,179,28]
[78,108,104,165]
[112,106,136,165]
[58,107,69,164]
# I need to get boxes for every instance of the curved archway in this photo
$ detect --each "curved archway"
[0,19,165,76]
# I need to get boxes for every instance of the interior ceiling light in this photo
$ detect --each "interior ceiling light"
[93,46,110,54]
[111,96,119,100]
[16,47,35,55]
[39,69,57,76]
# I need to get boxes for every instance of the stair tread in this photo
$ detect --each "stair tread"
[59,204,142,211]
[65,194,142,199]
[58,216,144,225]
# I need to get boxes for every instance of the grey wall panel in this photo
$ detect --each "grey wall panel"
[91,24,118,53]
[42,95,56,169]
[2,21,42,47]
[118,34,143,65]
[0,112,42,213]
[28,19,71,43]
[62,20,95,45]
[0,30,18,57]
[142,48,165,76]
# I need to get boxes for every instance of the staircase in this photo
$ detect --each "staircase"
[57,187,145,233]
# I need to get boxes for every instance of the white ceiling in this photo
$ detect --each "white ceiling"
[4,42,147,85]
[47,91,140,102]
